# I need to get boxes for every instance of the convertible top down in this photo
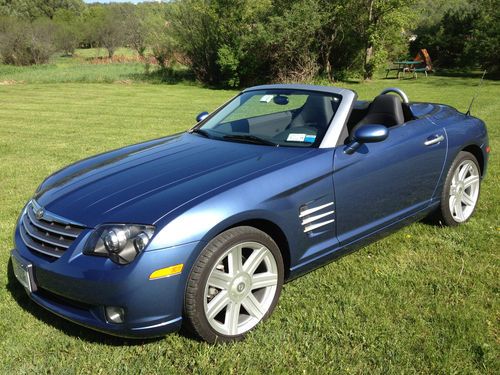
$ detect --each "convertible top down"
[11,84,489,342]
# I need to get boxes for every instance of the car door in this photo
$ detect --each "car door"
[332,118,447,245]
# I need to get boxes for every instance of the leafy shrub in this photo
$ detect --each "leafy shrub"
[410,1,499,74]
[147,14,177,69]
[0,17,56,65]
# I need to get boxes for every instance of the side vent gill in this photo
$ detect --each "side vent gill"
[299,202,335,233]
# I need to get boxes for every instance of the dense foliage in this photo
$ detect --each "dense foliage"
[411,0,499,73]
[0,0,497,85]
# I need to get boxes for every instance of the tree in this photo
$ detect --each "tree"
[0,16,56,65]
[468,0,499,74]
[0,0,84,20]
[354,0,415,80]
[91,5,127,58]
[260,0,324,82]
[53,8,82,55]
[147,13,176,68]
[123,4,151,57]
[411,0,499,74]
[169,0,226,84]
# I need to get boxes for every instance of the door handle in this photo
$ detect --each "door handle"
[424,134,444,146]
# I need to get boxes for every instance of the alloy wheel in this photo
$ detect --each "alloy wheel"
[203,241,279,336]
[449,159,480,222]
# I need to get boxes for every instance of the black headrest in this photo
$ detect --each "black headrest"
[290,94,334,129]
[365,94,405,126]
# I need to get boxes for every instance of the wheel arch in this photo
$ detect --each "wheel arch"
[221,219,291,280]
[462,144,485,176]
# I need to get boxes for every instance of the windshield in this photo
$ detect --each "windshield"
[196,89,342,147]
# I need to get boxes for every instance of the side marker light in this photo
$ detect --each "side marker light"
[149,264,184,280]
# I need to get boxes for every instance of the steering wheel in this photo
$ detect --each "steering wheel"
[379,87,409,104]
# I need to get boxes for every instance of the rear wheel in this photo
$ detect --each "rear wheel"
[435,151,481,226]
[184,226,284,343]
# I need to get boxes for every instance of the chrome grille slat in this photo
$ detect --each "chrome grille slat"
[22,215,72,249]
[20,225,65,258]
[26,205,80,238]
[20,201,85,259]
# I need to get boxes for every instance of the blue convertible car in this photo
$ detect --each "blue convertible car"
[11,84,489,343]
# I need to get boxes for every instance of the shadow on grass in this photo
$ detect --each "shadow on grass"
[130,67,197,85]
[434,69,499,80]
[5,258,198,345]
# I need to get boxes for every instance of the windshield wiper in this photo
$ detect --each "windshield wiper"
[223,134,279,147]
[189,128,211,138]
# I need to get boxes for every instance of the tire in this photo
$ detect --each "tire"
[184,226,284,343]
[434,151,481,226]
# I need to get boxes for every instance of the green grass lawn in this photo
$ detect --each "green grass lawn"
[0,71,498,374]
[0,48,190,85]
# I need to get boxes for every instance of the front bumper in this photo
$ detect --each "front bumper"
[12,225,203,338]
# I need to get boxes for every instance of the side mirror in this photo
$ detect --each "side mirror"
[344,124,388,155]
[196,111,209,122]
[354,124,389,143]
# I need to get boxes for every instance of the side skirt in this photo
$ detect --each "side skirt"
[286,202,439,281]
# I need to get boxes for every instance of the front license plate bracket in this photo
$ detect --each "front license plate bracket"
[11,252,37,293]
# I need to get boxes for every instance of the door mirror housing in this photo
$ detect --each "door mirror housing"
[345,124,389,155]
[196,111,209,123]
[354,124,389,143]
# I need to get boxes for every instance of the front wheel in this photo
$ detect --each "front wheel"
[435,151,481,226]
[184,226,284,343]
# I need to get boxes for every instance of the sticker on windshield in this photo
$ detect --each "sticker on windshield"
[260,95,274,103]
[304,135,316,143]
[286,133,317,143]
[287,133,306,142]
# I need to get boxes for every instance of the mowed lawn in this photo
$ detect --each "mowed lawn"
[0,76,498,374]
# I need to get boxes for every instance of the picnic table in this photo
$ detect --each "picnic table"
[386,60,427,79]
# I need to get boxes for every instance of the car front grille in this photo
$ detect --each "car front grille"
[19,200,86,259]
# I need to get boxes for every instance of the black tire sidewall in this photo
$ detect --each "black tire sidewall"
[184,226,284,343]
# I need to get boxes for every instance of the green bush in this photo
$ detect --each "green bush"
[0,17,56,65]
[411,1,499,74]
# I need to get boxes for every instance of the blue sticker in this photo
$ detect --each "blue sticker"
[304,135,317,143]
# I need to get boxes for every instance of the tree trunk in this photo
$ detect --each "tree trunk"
[326,59,334,82]
[363,0,375,80]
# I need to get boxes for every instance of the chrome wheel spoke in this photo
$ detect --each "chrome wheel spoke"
[208,270,232,290]
[225,301,240,335]
[452,168,460,185]
[227,245,243,275]
[206,290,230,320]
[449,194,458,215]
[458,164,469,181]
[241,293,265,320]
[463,175,479,189]
[243,247,267,275]
[251,272,277,290]
[461,192,475,206]
[454,200,465,221]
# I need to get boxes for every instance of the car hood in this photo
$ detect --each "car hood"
[35,133,313,228]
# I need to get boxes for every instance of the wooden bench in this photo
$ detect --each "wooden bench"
[412,66,428,78]
[385,66,401,78]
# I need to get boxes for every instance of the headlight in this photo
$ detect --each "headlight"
[83,224,155,265]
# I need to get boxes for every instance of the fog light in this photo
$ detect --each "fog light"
[105,306,125,324]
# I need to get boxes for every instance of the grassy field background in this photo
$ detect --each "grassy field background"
[0,57,498,374]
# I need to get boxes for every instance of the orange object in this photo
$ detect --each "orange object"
[414,49,433,72]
